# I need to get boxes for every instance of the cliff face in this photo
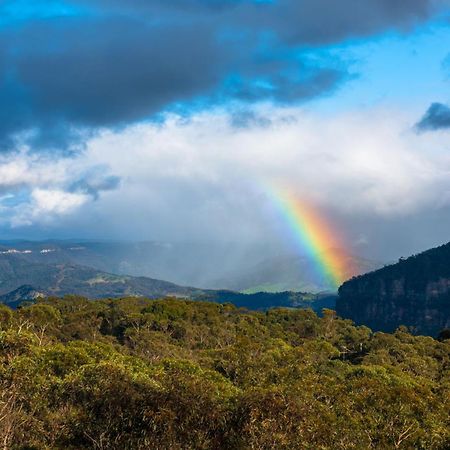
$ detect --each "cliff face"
[336,243,450,336]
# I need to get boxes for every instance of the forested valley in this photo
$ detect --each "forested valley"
[0,297,448,449]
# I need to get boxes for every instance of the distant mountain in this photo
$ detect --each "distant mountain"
[0,240,382,293]
[0,252,199,299]
[0,240,274,289]
[0,251,336,313]
[337,242,450,336]
[0,285,45,308]
[214,249,383,293]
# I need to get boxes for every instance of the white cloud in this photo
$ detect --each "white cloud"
[11,190,90,227]
[86,104,450,217]
[0,148,116,227]
[31,188,89,215]
[0,149,73,187]
[1,103,450,258]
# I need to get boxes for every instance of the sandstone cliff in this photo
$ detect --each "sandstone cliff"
[336,243,450,336]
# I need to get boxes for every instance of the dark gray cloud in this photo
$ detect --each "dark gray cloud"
[0,0,443,152]
[15,19,228,126]
[69,174,121,200]
[255,0,433,44]
[416,102,450,131]
[75,0,437,44]
[0,17,230,152]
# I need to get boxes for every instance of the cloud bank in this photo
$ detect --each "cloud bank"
[0,0,449,263]
[3,105,450,259]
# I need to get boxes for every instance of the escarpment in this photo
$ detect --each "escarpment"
[337,243,450,336]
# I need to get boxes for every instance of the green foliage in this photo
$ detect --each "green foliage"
[0,296,448,449]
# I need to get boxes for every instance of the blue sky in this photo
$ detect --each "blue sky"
[321,23,450,111]
[0,0,450,261]
[0,0,86,25]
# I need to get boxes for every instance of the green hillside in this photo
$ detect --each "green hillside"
[0,253,197,299]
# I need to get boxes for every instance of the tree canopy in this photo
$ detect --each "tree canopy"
[0,296,448,449]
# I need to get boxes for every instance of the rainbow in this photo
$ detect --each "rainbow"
[265,188,348,289]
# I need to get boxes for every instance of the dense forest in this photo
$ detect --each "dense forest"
[0,297,448,449]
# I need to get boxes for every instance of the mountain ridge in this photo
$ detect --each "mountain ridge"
[337,242,450,336]
[0,240,382,292]
[0,252,199,299]
[0,252,336,312]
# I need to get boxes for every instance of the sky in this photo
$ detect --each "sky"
[1,0,450,261]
